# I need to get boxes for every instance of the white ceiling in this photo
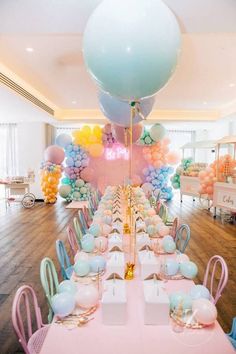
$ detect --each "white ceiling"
[0,0,236,120]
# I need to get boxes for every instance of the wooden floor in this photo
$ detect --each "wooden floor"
[0,196,235,354]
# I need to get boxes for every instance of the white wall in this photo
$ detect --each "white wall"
[17,122,46,199]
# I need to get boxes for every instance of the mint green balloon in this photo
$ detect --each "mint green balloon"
[75,179,85,188]
[73,191,81,200]
[74,260,90,277]
[83,0,181,100]
[59,185,72,198]
[80,186,87,195]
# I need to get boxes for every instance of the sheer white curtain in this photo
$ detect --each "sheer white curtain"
[0,124,18,177]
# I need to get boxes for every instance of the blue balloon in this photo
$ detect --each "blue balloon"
[51,293,75,317]
[163,239,176,253]
[189,285,210,300]
[74,259,90,276]
[58,280,77,295]
[89,223,101,237]
[83,0,181,100]
[56,134,72,148]
[164,259,179,276]
[89,256,106,273]
[99,91,154,127]
[81,238,95,253]
[66,157,74,167]
[180,261,198,279]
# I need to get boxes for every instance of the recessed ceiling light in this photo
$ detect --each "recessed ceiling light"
[72,100,77,104]
[229,83,235,88]
[25,47,34,52]
[203,101,207,105]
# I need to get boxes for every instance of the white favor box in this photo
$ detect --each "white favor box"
[112,221,123,233]
[138,250,154,264]
[108,234,123,251]
[143,280,170,325]
[106,252,125,279]
[101,279,127,325]
[140,251,160,280]
[136,221,146,232]
[136,233,151,251]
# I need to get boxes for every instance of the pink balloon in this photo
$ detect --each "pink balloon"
[75,284,99,309]
[148,209,156,216]
[80,167,94,182]
[158,225,170,237]
[162,137,171,145]
[132,174,142,185]
[44,145,65,164]
[104,123,112,134]
[113,124,143,145]
[101,223,112,237]
[166,151,181,165]
[192,299,217,325]
[199,170,207,180]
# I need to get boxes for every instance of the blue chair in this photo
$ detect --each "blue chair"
[175,224,191,254]
[227,317,236,349]
[55,240,73,280]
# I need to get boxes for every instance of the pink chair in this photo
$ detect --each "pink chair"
[203,255,228,304]
[67,225,80,256]
[169,217,179,240]
[12,285,49,354]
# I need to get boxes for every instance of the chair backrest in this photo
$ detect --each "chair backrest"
[175,224,191,253]
[67,225,80,256]
[73,217,83,243]
[82,206,91,226]
[228,317,236,340]
[78,210,88,231]
[55,240,72,280]
[159,203,168,223]
[170,217,179,240]
[203,255,228,304]
[40,257,59,323]
[155,200,162,214]
[12,285,43,354]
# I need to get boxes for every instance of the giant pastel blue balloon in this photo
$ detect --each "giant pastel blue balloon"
[51,293,75,317]
[56,134,72,148]
[99,92,155,127]
[180,261,198,279]
[83,0,181,100]
[189,285,210,300]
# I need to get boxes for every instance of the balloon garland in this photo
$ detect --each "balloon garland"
[171,158,194,189]
[40,145,65,204]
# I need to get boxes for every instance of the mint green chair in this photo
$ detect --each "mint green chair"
[40,257,59,323]
[73,217,83,245]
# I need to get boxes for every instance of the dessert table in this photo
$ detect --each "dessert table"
[40,275,234,354]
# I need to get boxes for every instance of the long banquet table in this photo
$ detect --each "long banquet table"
[40,274,234,354]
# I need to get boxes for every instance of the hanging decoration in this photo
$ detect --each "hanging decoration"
[143,165,174,200]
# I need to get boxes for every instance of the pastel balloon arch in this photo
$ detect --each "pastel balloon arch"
[40,123,181,203]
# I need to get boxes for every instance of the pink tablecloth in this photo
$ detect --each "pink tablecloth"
[40,276,234,354]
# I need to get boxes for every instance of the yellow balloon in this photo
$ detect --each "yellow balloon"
[72,130,80,138]
[88,135,98,144]
[89,143,104,158]
[82,125,91,137]
[93,125,102,137]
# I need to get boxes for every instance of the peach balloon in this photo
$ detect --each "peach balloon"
[158,225,170,237]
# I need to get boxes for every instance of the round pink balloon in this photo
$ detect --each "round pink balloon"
[192,299,217,325]
[132,174,142,185]
[166,151,181,165]
[80,167,94,182]
[44,145,65,164]
[113,124,143,145]
[75,284,99,309]
[158,225,170,237]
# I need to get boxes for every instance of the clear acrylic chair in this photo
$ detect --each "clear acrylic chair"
[55,239,73,280]
[203,255,228,304]
[175,224,191,253]
[67,225,80,257]
[73,217,83,244]
[12,285,50,354]
[40,257,59,323]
